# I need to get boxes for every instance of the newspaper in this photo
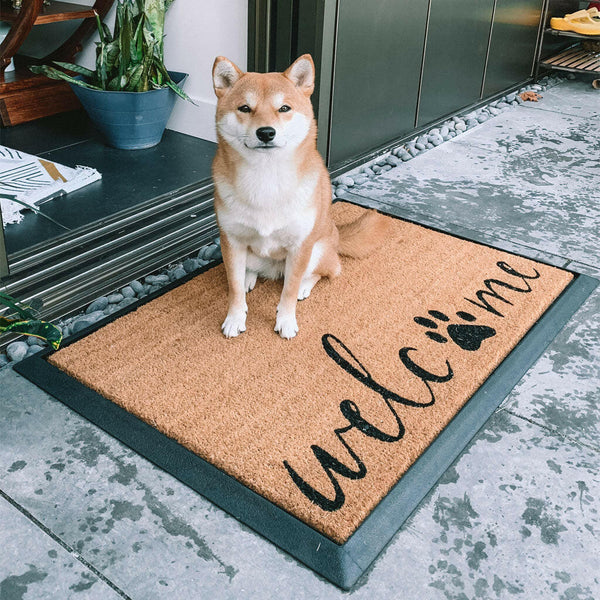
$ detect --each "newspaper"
[0,145,102,226]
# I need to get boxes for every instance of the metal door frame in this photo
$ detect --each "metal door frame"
[247,0,338,162]
[0,204,9,279]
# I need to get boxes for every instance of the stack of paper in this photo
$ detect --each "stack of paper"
[0,146,102,226]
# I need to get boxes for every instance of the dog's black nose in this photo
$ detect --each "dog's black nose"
[256,127,276,143]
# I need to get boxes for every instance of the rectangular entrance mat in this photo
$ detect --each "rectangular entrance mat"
[16,201,598,589]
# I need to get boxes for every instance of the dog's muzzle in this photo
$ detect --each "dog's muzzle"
[256,127,276,143]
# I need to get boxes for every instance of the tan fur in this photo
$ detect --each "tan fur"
[211,54,387,339]
[338,210,391,259]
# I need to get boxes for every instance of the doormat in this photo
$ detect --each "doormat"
[15,202,597,589]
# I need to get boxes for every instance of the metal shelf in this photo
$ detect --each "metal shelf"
[534,0,600,80]
[540,43,600,74]
[545,27,600,41]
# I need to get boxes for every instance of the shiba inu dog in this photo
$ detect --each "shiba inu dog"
[211,54,388,339]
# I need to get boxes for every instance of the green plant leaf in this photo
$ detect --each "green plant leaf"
[105,40,122,72]
[29,65,103,90]
[116,1,130,76]
[0,292,36,320]
[125,63,144,91]
[95,12,107,44]
[154,61,196,104]
[107,74,125,90]
[96,42,108,89]
[143,0,167,60]
[52,61,96,78]
[131,7,145,65]
[165,79,196,104]
[0,318,62,350]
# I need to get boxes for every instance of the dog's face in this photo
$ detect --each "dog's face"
[212,55,316,156]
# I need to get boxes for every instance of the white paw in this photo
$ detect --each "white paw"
[297,276,319,300]
[297,284,312,300]
[245,270,258,293]
[274,313,299,339]
[221,311,247,338]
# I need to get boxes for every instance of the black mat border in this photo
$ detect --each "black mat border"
[14,205,598,589]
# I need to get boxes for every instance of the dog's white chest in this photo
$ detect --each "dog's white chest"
[215,161,318,257]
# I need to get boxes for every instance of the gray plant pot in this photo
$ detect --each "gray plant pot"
[70,71,188,150]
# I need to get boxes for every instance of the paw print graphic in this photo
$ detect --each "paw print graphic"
[414,310,496,351]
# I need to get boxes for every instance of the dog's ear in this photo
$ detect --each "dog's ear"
[213,57,244,98]
[283,54,315,97]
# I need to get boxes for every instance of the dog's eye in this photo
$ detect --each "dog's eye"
[237,105,252,113]
[278,105,291,113]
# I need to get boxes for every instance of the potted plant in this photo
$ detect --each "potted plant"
[31,0,194,150]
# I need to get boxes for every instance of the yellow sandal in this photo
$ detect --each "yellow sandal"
[587,7,600,19]
[550,9,600,35]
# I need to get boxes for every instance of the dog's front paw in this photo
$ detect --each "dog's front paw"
[222,311,247,338]
[274,313,299,339]
[245,270,258,293]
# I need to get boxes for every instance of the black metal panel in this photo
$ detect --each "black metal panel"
[418,0,495,127]
[247,0,271,73]
[328,0,429,166]
[247,0,337,159]
[484,0,544,96]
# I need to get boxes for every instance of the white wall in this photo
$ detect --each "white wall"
[163,0,248,142]
[71,0,248,142]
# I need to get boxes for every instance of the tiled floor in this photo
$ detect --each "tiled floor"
[1,79,599,600]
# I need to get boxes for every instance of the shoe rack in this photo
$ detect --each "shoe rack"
[0,0,114,126]
[535,0,600,77]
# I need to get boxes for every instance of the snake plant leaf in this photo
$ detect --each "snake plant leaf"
[94,13,109,46]
[125,63,144,91]
[154,61,196,104]
[0,318,62,350]
[143,0,167,59]
[96,42,108,89]
[117,3,132,75]
[108,74,127,90]
[95,12,105,44]
[165,78,196,104]
[29,65,103,90]
[142,45,158,91]
[52,61,96,78]
[132,9,145,65]
[105,40,122,72]
[102,22,114,43]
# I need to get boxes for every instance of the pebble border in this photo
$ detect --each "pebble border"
[0,74,567,368]
[0,241,222,368]
[331,75,566,197]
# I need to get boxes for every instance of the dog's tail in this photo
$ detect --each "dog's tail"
[337,209,391,259]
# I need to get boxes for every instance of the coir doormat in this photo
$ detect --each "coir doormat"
[16,202,597,589]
